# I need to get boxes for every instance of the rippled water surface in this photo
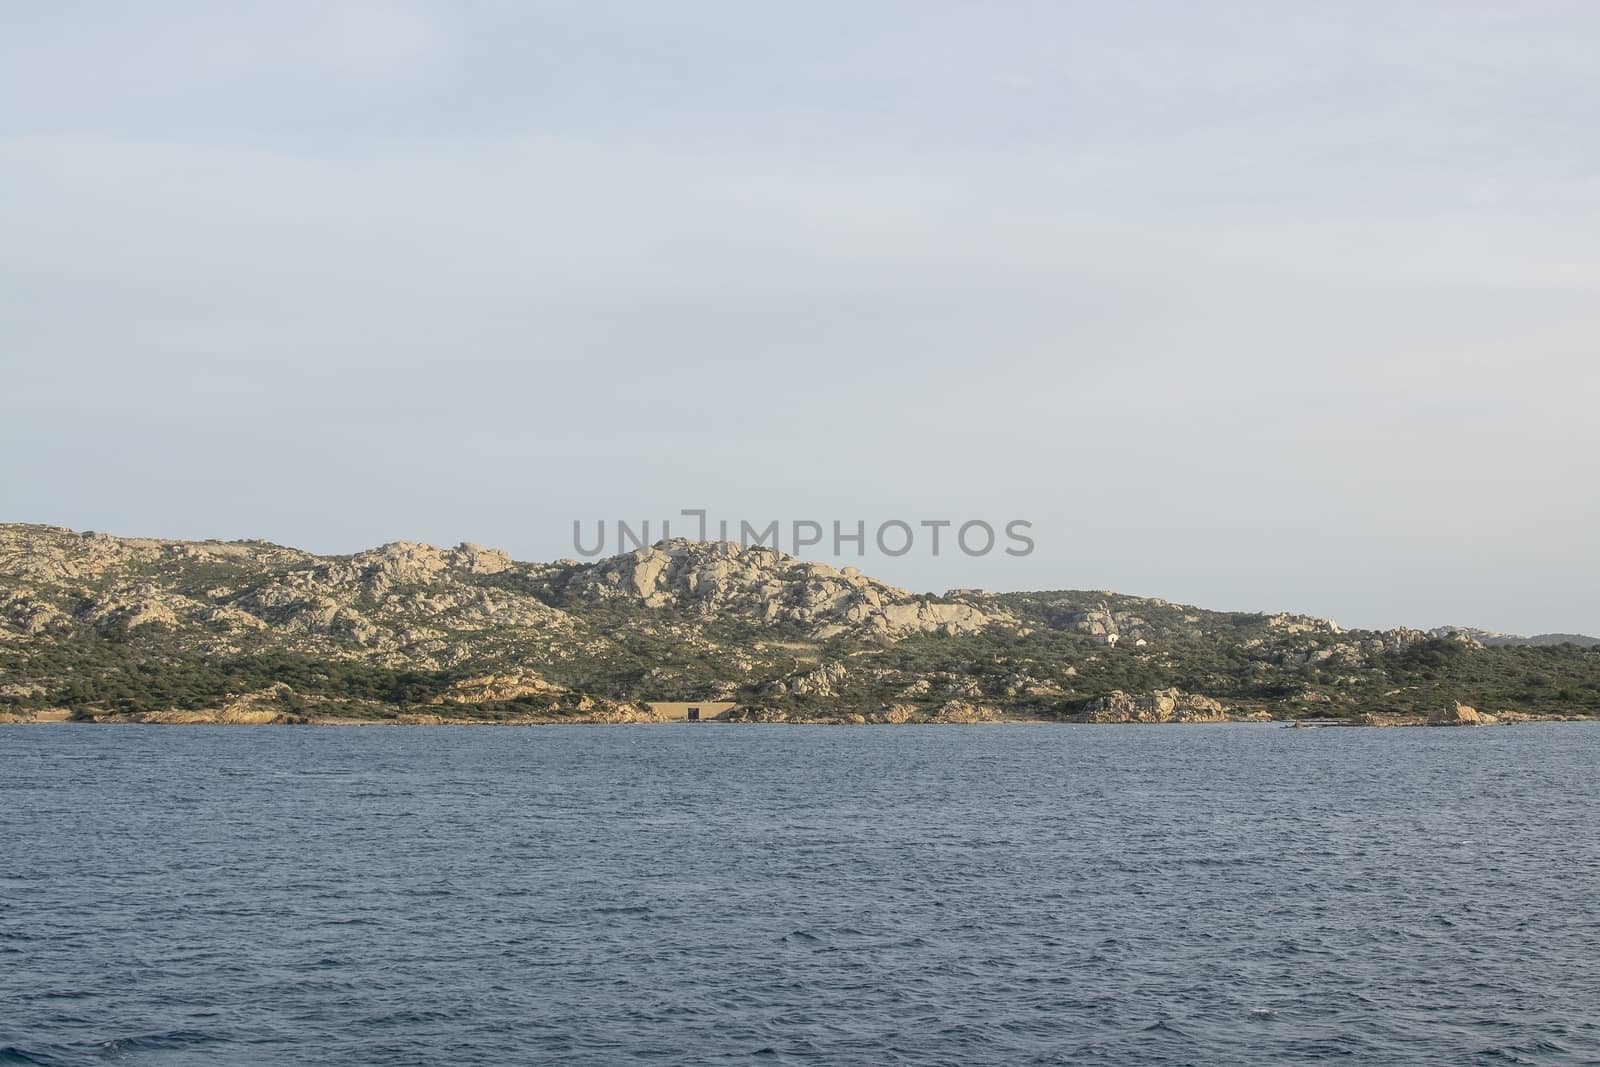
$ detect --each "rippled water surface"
[3,723,1598,1065]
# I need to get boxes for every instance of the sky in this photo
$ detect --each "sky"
[2,2,1597,635]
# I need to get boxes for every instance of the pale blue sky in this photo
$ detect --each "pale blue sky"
[2,2,1597,634]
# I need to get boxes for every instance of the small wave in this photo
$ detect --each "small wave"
[1140,1019,1192,1038]
[97,1030,222,1054]
[363,1008,457,1026]
[1475,1038,1572,1062]
[0,1047,52,1066]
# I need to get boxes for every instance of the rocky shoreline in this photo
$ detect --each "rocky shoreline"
[2,703,1589,728]
[9,681,1581,729]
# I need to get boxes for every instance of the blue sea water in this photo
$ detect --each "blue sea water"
[1,723,1597,1066]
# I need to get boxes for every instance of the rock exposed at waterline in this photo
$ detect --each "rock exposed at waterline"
[1426,702,1486,726]
[929,700,1005,723]
[1077,688,1229,723]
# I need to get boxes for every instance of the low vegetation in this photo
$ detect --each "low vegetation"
[2,524,1596,723]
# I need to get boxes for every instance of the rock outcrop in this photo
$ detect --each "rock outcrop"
[1078,688,1229,723]
[429,673,561,705]
[138,683,307,725]
[873,703,919,724]
[765,661,850,698]
[929,700,1005,723]
[565,541,1013,640]
[1426,702,1491,726]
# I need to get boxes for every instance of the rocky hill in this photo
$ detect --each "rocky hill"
[2,524,1597,724]
[1430,626,1600,648]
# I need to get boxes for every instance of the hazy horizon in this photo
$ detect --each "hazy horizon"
[3,3,1597,636]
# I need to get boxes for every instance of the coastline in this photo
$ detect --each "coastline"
[2,709,1592,728]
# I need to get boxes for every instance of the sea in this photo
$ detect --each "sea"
[2,723,1597,1065]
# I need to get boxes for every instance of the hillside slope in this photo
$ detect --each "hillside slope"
[2,524,1597,723]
